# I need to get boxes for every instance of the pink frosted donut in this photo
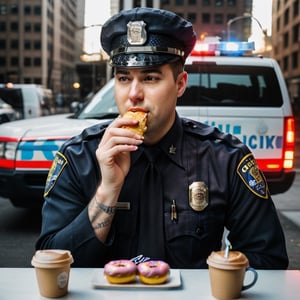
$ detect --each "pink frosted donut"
[104,259,137,284]
[137,260,170,284]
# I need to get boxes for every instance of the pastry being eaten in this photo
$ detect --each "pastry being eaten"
[122,108,148,136]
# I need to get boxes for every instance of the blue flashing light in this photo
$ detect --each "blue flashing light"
[191,40,255,57]
[218,41,255,55]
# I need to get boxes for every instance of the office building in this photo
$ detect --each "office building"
[0,0,84,102]
[272,0,300,106]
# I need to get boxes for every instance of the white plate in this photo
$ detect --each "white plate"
[91,269,181,289]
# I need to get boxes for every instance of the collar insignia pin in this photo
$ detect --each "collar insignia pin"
[127,21,147,45]
[169,145,176,154]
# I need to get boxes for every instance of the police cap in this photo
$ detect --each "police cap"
[101,7,196,67]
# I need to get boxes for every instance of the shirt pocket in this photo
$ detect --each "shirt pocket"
[164,210,224,268]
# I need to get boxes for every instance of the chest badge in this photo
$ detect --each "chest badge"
[189,181,208,211]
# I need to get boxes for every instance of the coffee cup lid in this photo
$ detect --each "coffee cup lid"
[206,251,249,270]
[31,250,74,268]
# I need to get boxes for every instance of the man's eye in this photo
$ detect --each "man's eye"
[118,76,129,82]
[145,75,157,81]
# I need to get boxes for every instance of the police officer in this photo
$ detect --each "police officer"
[36,7,288,269]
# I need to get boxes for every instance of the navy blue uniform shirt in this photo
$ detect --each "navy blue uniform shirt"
[36,114,288,269]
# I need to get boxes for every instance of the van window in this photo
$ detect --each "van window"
[0,88,24,118]
[179,65,283,107]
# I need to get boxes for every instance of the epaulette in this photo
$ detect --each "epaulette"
[60,120,111,151]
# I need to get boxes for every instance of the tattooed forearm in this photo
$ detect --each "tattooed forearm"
[94,217,112,230]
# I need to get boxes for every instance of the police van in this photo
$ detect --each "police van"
[0,40,295,207]
[0,83,55,119]
[179,40,295,195]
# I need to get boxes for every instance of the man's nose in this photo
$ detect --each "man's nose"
[128,80,144,104]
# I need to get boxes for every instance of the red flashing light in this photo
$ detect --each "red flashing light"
[283,117,295,170]
[257,117,295,172]
[191,41,218,56]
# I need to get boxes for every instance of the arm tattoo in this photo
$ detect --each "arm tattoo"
[94,217,112,229]
[94,196,116,215]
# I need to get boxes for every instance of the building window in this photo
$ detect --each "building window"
[284,8,289,25]
[34,23,41,32]
[189,0,197,4]
[202,13,211,24]
[24,5,31,15]
[215,0,223,6]
[10,22,18,31]
[24,40,31,49]
[34,40,41,50]
[0,39,6,49]
[175,0,184,5]
[188,13,197,23]
[284,32,289,48]
[276,17,280,32]
[0,4,7,15]
[133,0,153,6]
[24,22,31,32]
[0,57,5,66]
[203,0,211,5]
[10,57,19,66]
[0,22,6,31]
[24,57,31,66]
[293,24,299,43]
[283,56,288,71]
[214,13,223,24]
[227,0,236,6]
[227,14,236,22]
[10,4,18,14]
[34,5,41,15]
[292,51,298,69]
[34,57,41,66]
[10,40,18,49]
[34,78,42,84]
[293,0,299,17]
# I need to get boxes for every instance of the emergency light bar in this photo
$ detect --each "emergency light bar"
[191,41,255,57]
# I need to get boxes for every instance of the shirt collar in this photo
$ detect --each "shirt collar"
[131,113,184,168]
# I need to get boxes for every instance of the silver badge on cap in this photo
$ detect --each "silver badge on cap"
[189,181,208,211]
[127,21,147,45]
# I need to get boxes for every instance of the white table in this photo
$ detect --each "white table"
[0,268,299,299]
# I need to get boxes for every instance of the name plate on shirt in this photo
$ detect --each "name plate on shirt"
[116,202,130,210]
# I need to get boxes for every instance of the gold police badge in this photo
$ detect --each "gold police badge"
[127,21,147,45]
[189,181,208,211]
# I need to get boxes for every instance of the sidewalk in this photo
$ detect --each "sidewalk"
[272,172,300,270]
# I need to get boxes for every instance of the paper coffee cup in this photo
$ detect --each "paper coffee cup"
[31,249,74,298]
[207,251,257,300]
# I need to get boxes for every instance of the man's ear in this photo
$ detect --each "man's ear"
[176,71,188,98]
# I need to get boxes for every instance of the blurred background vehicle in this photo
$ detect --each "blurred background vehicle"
[0,83,55,119]
[0,98,18,123]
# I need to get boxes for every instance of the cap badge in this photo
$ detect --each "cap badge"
[127,21,147,45]
[189,181,208,212]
